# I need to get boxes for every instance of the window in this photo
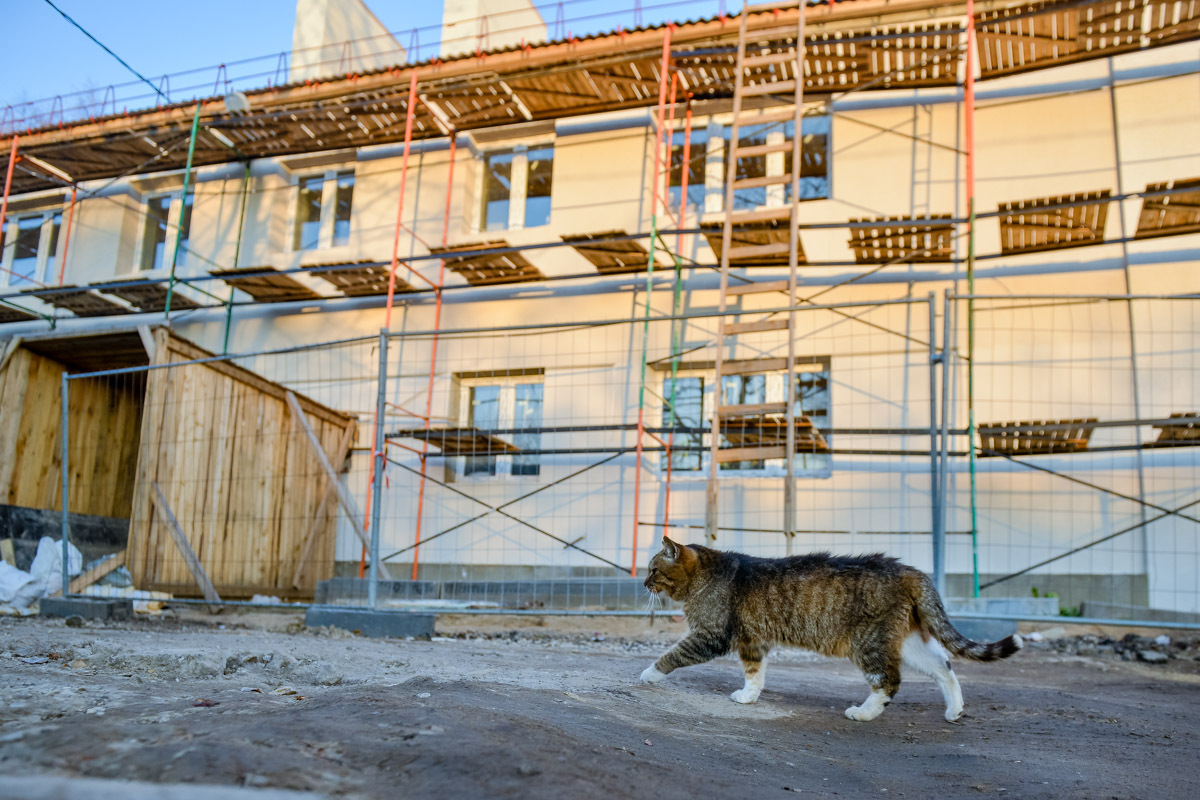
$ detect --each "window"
[292,169,355,251]
[661,360,831,476]
[721,115,830,211]
[481,145,554,231]
[1,210,61,287]
[139,192,192,272]
[661,375,704,471]
[454,372,545,478]
[668,129,710,210]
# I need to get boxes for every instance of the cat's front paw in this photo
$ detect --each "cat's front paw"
[730,688,759,704]
[640,665,666,684]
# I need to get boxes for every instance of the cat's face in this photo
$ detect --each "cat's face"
[644,536,694,600]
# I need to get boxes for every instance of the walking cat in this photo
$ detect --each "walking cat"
[639,536,1022,722]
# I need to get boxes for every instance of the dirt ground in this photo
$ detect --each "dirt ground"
[1,610,1198,799]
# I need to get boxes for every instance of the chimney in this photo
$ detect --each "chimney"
[291,0,406,82]
[441,0,547,57]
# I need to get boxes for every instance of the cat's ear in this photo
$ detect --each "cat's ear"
[661,536,679,560]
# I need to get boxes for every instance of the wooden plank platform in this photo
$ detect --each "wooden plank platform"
[210,266,322,303]
[562,230,650,273]
[998,191,1110,254]
[1150,412,1200,445]
[0,305,38,324]
[701,219,803,266]
[429,241,544,286]
[305,260,414,297]
[848,216,954,264]
[1135,178,1200,239]
[722,414,827,445]
[20,285,132,317]
[978,418,1098,456]
[90,279,201,312]
[402,427,521,455]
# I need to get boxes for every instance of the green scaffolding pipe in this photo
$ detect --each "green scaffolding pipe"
[164,102,202,322]
[224,161,251,354]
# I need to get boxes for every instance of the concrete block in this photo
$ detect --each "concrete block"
[305,605,435,638]
[40,596,133,622]
[949,616,1018,643]
[1078,601,1200,625]
[946,596,1060,616]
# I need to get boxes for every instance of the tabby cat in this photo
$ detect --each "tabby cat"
[639,536,1022,722]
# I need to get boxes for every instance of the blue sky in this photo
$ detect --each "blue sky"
[2,1,445,110]
[3,1,723,123]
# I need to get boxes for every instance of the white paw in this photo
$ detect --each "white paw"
[944,706,963,722]
[844,704,882,722]
[640,665,666,684]
[731,688,759,704]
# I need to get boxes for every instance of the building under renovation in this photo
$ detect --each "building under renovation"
[1,0,1199,617]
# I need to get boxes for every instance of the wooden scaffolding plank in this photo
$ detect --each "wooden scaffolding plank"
[977,418,1099,456]
[1153,412,1200,442]
[21,285,131,317]
[562,230,650,273]
[1136,178,1200,239]
[702,219,803,266]
[998,190,1111,254]
[90,279,201,312]
[430,240,544,286]
[403,426,521,455]
[306,260,415,297]
[210,266,323,303]
[848,215,954,263]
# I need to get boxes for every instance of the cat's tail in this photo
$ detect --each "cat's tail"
[913,576,1023,662]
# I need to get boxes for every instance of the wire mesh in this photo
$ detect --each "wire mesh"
[947,294,1200,618]
[364,297,938,613]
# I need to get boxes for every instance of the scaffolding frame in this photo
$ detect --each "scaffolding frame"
[3,0,1200,588]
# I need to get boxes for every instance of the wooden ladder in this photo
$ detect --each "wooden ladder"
[705,1,806,550]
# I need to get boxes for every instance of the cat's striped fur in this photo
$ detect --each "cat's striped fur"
[640,536,1022,722]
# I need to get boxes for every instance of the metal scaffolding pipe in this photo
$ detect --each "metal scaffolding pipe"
[411,131,458,581]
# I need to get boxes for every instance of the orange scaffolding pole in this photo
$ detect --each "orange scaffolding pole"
[360,71,420,578]
[57,185,77,285]
[411,131,458,580]
[0,137,17,256]
[630,25,672,577]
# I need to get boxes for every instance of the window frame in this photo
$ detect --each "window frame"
[135,190,193,273]
[477,143,555,233]
[659,358,832,478]
[290,168,356,252]
[0,207,63,288]
[450,371,546,481]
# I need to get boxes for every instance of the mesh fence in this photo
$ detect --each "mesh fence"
[946,294,1200,618]
[54,292,1200,624]
[363,297,938,613]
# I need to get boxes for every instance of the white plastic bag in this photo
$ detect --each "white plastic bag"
[28,536,83,598]
[0,561,40,609]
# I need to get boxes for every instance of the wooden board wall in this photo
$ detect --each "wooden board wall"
[126,330,356,599]
[0,347,143,519]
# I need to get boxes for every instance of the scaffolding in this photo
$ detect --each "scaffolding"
[3,0,1200,587]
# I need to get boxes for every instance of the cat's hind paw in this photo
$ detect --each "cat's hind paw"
[640,665,666,684]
